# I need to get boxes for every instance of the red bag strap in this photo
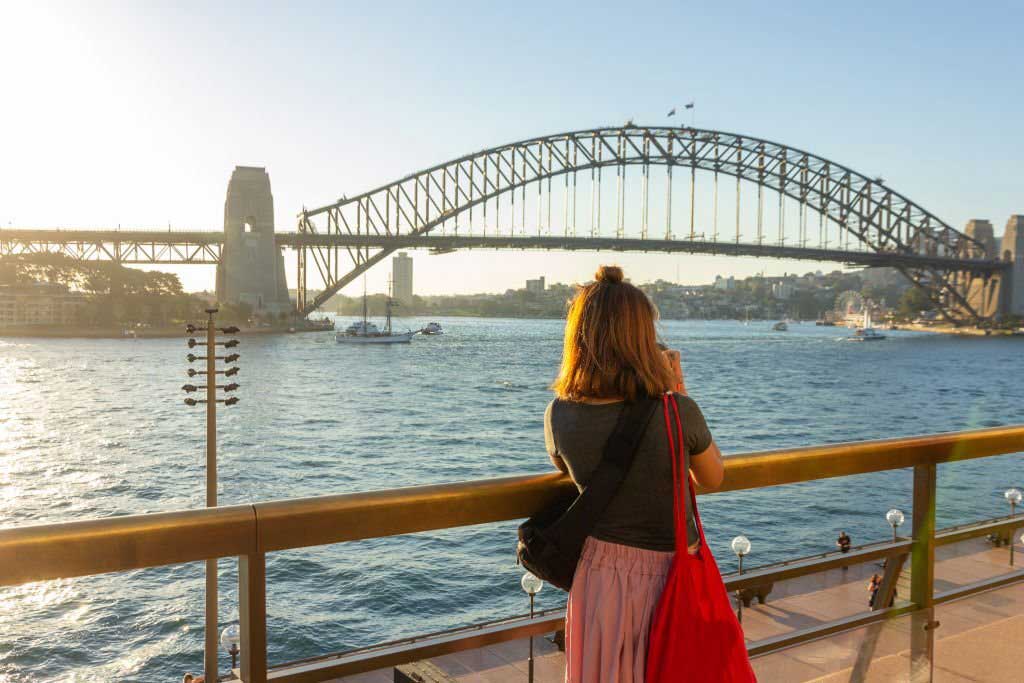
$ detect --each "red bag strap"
[662,394,693,553]
[670,394,707,547]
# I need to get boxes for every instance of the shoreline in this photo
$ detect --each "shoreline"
[2,319,1019,340]
[0,325,331,340]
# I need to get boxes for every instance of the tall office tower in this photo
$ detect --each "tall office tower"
[392,252,414,306]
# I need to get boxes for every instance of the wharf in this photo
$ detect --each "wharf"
[328,536,1024,683]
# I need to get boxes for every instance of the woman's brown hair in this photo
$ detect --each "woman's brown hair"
[552,265,677,401]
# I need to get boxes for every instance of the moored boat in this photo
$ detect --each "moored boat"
[850,310,886,341]
[336,280,414,344]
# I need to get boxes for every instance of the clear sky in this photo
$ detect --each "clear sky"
[2,1,1022,295]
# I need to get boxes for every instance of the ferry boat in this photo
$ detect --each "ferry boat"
[772,321,788,332]
[421,322,444,335]
[336,283,414,344]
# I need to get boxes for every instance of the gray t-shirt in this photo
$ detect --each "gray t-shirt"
[544,394,713,552]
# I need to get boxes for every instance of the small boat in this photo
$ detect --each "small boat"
[337,279,414,345]
[850,310,886,342]
[421,322,444,335]
[772,321,788,332]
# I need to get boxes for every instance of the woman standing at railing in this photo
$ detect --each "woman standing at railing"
[545,265,737,682]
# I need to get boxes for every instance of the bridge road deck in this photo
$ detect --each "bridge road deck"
[328,535,1024,682]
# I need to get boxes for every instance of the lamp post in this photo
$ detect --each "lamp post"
[1005,488,1022,566]
[731,535,751,623]
[886,509,905,543]
[221,624,241,672]
[183,310,240,682]
[521,572,543,683]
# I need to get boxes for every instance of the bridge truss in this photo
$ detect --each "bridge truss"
[297,125,1003,321]
[0,230,222,264]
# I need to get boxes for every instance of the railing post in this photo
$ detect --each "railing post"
[910,463,937,682]
[239,552,268,683]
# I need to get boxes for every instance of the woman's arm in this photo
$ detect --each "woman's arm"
[690,440,725,489]
[549,452,569,474]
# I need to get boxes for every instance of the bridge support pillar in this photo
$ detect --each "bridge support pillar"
[1001,215,1024,317]
[216,166,292,317]
[958,220,1002,320]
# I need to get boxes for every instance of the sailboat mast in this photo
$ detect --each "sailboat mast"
[362,279,368,327]
[385,275,393,335]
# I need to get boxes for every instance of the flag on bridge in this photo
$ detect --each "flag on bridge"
[685,102,695,109]
[667,107,676,117]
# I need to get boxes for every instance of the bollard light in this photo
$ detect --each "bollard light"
[731,535,751,623]
[1007,489,1023,567]
[886,509,905,543]
[1005,488,1022,514]
[220,624,240,670]
[521,572,543,683]
[731,535,752,573]
[521,572,543,596]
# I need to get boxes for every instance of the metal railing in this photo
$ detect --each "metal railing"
[2,425,1024,682]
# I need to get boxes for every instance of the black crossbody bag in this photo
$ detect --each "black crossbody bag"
[516,398,660,591]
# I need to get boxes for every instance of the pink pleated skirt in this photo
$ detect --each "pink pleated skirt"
[565,536,675,683]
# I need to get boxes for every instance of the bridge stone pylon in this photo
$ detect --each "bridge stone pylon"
[216,166,291,315]
[1001,215,1024,316]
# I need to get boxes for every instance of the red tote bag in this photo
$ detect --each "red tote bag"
[645,394,757,682]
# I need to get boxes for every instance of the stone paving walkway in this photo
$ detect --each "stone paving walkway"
[330,536,1024,682]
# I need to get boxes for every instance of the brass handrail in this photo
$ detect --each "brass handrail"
[0,503,255,587]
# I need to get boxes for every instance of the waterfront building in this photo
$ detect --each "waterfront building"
[714,275,736,291]
[772,281,796,300]
[0,283,88,326]
[526,276,546,293]
[392,252,414,306]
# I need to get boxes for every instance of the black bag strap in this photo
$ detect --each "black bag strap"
[548,397,660,544]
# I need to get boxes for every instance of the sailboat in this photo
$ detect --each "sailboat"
[851,309,886,341]
[336,278,415,344]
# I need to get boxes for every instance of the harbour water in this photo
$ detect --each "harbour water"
[1,318,1022,682]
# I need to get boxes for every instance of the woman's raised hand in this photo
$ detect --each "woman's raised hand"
[663,348,687,395]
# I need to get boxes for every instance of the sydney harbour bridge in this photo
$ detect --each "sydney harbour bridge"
[2,125,1021,324]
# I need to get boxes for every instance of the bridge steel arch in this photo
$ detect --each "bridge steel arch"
[297,126,997,320]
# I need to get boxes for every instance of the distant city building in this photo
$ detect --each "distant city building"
[392,252,414,305]
[0,283,88,327]
[772,281,796,300]
[525,276,546,293]
[713,275,736,291]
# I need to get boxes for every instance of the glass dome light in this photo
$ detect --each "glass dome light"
[521,572,543,596]
[1005,488,1023,506]
[731,535,751,557]
[886,509,905,528]
[220,624,240,653]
